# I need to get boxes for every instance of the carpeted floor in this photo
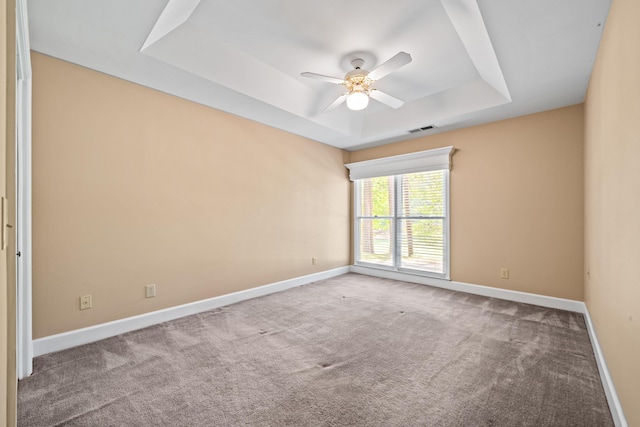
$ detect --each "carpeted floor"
[18,273,613,426]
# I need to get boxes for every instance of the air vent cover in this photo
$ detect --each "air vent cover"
[408,125,436,134]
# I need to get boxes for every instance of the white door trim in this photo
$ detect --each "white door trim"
[16,0,33,379]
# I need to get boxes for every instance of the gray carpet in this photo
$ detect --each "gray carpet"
[18,273,613,426]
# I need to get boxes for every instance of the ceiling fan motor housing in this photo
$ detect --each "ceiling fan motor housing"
[345,63,373,94]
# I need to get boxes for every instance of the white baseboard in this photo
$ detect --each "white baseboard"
[351,265,627,426]
[32,265,628,426]
[582,307,628,427]
[33,266,350,357]
[350,266,584,312]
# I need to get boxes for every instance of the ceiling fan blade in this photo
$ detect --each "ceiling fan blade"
[369,89,404,109]
[368,52,412,81]
[300,72,345,85]
[322,93,349,112]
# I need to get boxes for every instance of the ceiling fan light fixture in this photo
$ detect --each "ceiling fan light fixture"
[346,91,369,111]
[301,52,412,113]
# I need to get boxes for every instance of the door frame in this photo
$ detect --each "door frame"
[16,0,32,379]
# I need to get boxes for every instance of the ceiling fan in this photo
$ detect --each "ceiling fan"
[301,52,412,112]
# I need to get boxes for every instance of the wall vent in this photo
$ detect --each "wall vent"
[408,125,436,134]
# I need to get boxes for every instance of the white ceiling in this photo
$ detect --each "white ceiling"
[27,0,611,151]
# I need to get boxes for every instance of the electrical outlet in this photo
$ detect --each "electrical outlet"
[500,268,509,279]
[312,257,317,265]
[80,295,92,310]
[145,284,156,298]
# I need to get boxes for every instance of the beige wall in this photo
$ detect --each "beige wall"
[2,0,16,425]
[351,105,585,300]
[584,0,640,424]
[31,53,351,338]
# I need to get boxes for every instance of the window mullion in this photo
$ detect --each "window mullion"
[354,180,361,264]
[394,175,402,269]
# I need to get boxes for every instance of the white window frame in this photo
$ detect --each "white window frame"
[346,147,453,280]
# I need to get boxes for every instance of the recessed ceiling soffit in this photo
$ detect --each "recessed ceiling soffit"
[139,0,511,147]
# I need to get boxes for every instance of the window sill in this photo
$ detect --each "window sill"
[353,262,450,281]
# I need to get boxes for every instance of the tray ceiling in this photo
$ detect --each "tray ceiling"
[27,0,610,150]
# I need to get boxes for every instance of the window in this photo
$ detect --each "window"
[346,147,452,279]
